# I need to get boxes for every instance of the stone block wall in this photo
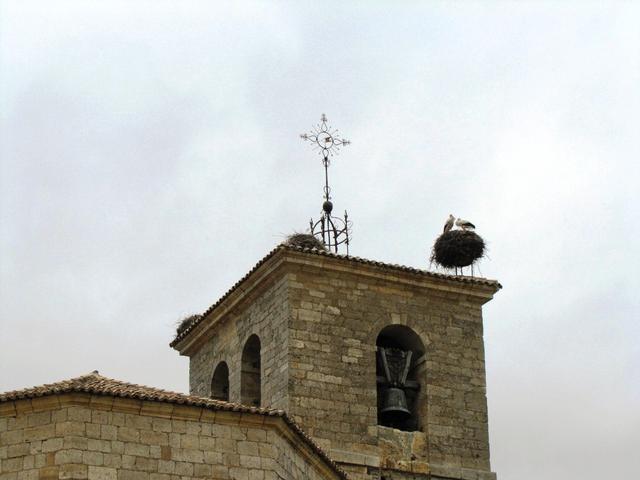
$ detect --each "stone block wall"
[285,261,494,479]
[188,275,290,410]
[0,396,341,480]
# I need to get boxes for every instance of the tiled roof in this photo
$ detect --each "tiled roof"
[0,372,347,479]
[171,243,502,347]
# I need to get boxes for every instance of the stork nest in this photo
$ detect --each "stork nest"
[175,314,201,337]
[285,233,327,251]
[431,230,485,268]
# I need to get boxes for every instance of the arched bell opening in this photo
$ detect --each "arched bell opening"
[376,325,426,432]
[241,334,261,407]
[211,361,229,402]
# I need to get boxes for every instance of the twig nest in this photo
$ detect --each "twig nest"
[431,230,485,268]
[285,233,327,251]
[175,314,200,337]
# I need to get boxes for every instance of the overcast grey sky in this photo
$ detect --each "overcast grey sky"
[1,1,639,478]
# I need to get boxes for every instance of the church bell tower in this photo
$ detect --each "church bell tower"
[170,116,501,480]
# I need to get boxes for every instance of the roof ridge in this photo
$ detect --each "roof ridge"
[171,242,501,347]
[0,372,285,416]
[280,243,497,279]
[75,370,102,383]
[1,374,91,398]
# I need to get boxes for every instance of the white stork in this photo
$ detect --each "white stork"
[455,218,475,230]
[443,214,455,233]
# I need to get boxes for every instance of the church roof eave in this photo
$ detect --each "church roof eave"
[170,244,502,354]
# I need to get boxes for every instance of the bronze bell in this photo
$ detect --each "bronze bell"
[380,386,411,420]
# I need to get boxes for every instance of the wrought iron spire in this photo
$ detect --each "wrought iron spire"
[300,114,352,254]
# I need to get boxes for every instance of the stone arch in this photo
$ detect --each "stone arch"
[241,334,261,407]
[376,324,427,432]
[211,361,229,402]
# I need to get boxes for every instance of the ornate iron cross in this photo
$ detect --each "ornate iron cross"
[300,114,352,254]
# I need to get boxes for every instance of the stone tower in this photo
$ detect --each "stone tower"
[171,245,501,480]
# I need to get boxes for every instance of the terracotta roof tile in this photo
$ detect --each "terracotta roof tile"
[0,372,268,412]
[171,243,502,347]
[0,372,347,479]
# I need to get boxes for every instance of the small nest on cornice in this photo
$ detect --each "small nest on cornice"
[431,230,485,268]
[284,233,327,251]
[175,314,201,338]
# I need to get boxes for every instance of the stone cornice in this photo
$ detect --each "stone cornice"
[171,245,501,355]
[283,249,500,302]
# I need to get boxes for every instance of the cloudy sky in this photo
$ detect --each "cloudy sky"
[1,1,639,478]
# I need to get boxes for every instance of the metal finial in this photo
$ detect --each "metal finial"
[300,114,352,255]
